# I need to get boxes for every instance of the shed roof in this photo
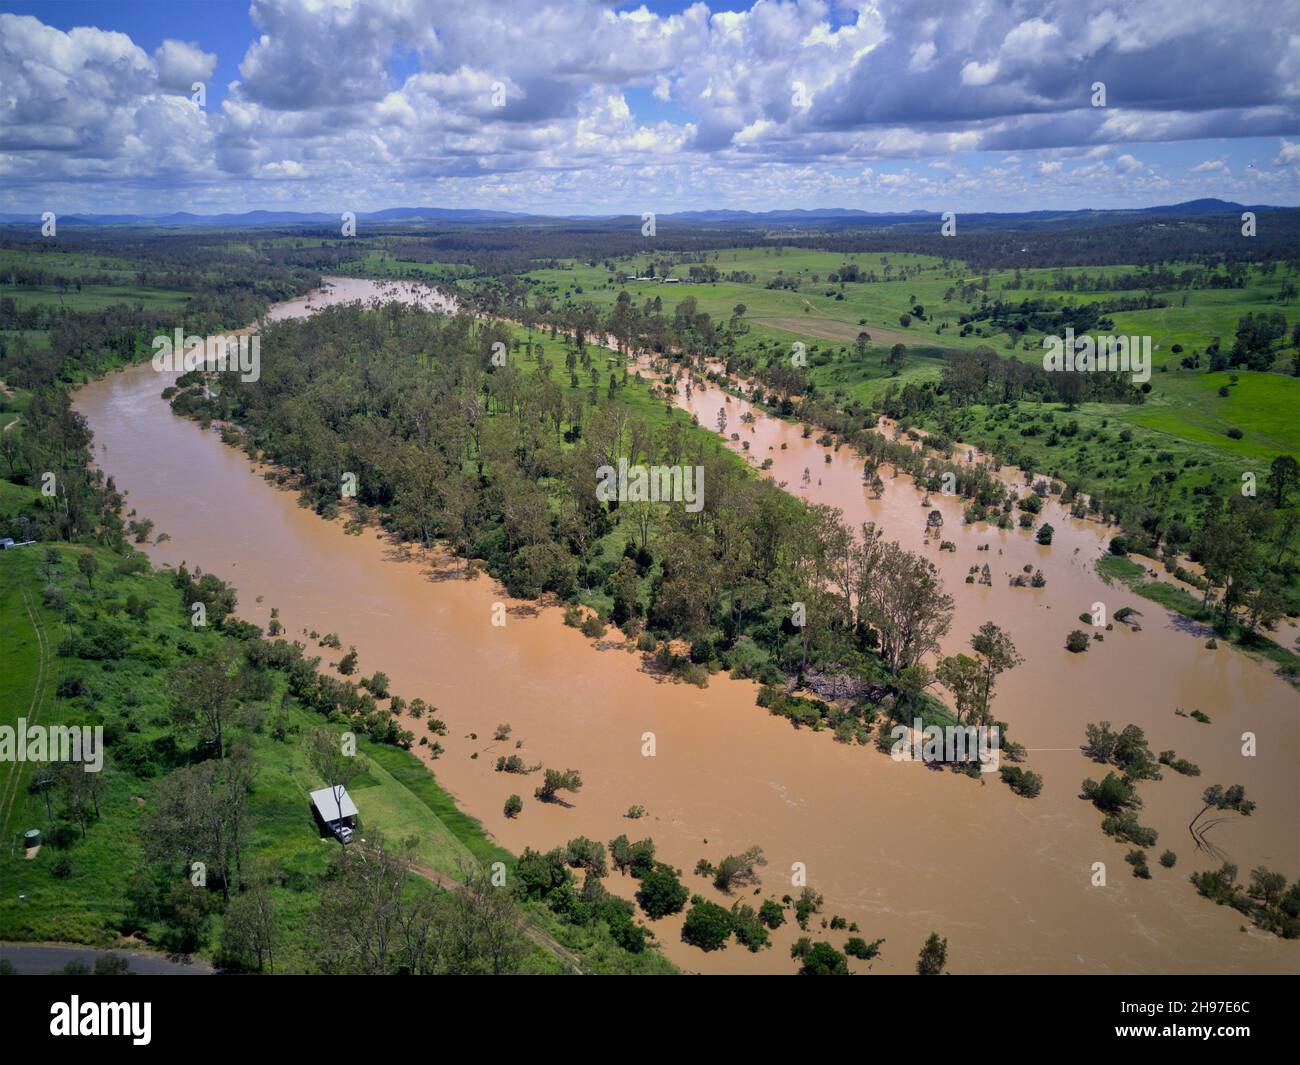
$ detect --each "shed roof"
[310,785,358,822]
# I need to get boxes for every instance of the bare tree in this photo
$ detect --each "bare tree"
[312,835,414,974]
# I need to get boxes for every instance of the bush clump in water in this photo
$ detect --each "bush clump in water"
[1000,766,1043,798]
[681,898,733,951]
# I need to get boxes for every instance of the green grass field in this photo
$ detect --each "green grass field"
[509,249,1298,456]
[514,250,1293,359]
[0,247,149,282]
[1128,371,1300,459]
[337,248,472,282]
[0,283,188,314]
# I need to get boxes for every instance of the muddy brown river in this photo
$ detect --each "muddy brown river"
[75,279,1298,974]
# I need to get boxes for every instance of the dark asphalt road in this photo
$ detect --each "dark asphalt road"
[0,942,213,975]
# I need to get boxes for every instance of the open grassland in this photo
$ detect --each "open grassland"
[0,244,193,312]
[1127,372,1300,459]
[508,250,1298,508]
[0,283,188,314]
[521,249,1296,361]
[522,249,979,350]
[337,247,473,281]
[0,247,149,282]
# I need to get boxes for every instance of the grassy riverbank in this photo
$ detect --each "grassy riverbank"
[0,531,671,973]
[1095,553,1300,681]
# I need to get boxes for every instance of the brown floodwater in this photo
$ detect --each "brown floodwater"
[74,279,1298,974]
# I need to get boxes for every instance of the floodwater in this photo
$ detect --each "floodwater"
[74,278,1299,974]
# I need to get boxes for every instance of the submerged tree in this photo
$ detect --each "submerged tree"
[1189,784,1256,861]
[970,622,1023,725]
[916,931,948,975]
[709,846,768,894]
[534,767,583,804]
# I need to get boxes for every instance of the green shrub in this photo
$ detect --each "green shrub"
[730,903,770,952]
[799,941,849,975]
[636,863,688,919]
[999,765,1043,798]
[681,900,733,951]
[844,936,884,961]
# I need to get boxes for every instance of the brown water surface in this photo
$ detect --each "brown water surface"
[74,279,1298,973]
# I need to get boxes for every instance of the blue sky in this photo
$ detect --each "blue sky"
[1,0,1297,215]
[6,2,249,101]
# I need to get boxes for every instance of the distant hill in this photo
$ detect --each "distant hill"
[659,208,933,224]
[1141,198,1253,215]
[0,200,1289,229]
[0,207,539,227]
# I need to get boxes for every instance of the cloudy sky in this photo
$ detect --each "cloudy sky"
[1,0,1298,215]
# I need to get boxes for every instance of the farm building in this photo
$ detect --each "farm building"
[310,785,358,843]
